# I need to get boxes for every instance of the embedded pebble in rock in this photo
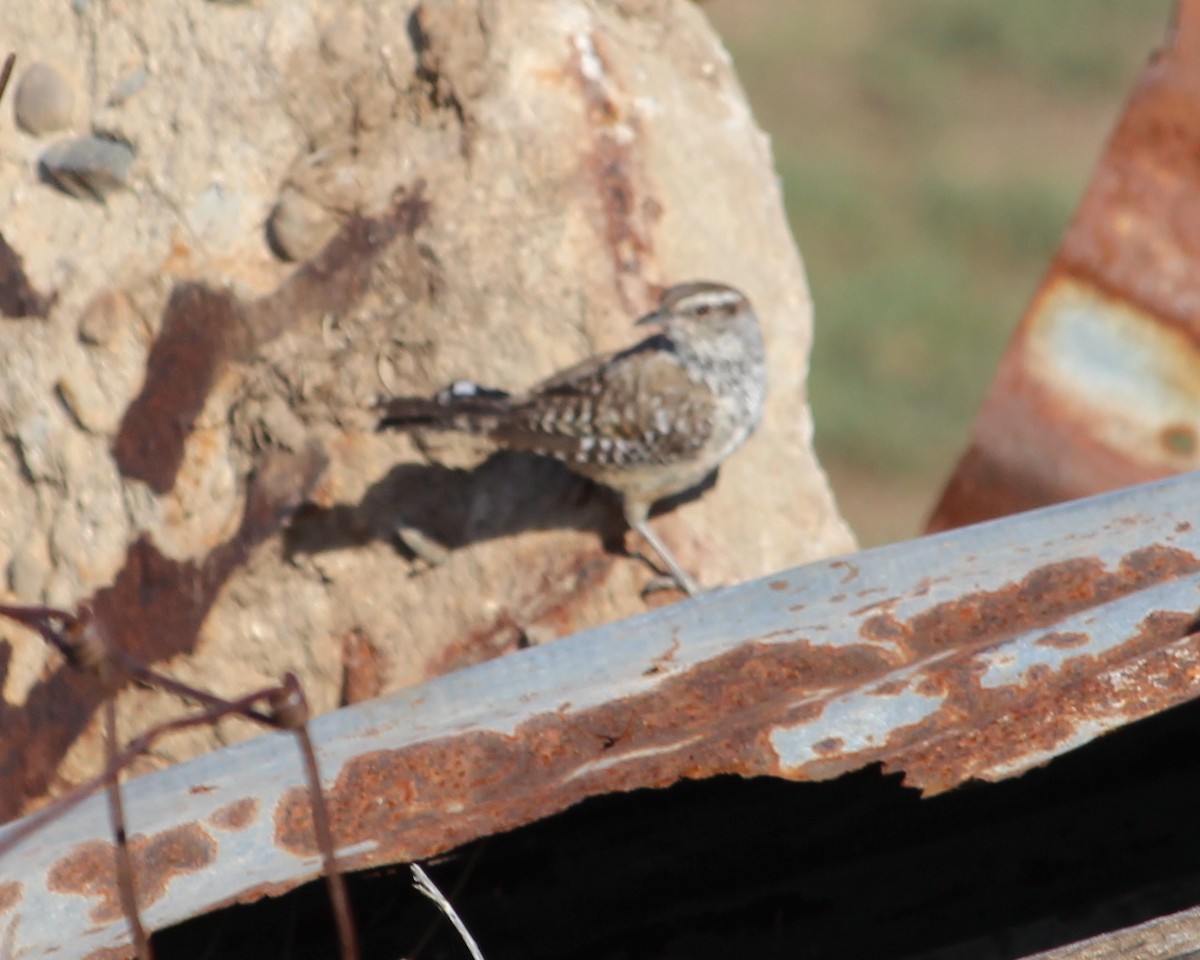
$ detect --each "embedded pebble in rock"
[56,371,114,435]
[108,68,148,106]
[266,183,340,262]
[13,62,74,136]
[77,290,128,347]
[8,534,51,600]
[39,135,136,201]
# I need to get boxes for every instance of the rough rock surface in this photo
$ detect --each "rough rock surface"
[0,0,853,816]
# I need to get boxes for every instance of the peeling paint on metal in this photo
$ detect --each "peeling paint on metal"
[930,5,1200,530]
[771,686,943,766]
[48,826,216,925]
[207,799,258,832]
[1,472,1198,959]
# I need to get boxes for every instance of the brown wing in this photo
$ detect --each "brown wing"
[489,336,717,466]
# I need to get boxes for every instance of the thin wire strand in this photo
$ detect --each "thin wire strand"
[411,863,486,960]
[0,605,361,960]
[292,709,359,960]
[104,698,152,960]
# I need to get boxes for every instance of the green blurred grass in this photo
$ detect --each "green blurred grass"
[707,0,1173,543]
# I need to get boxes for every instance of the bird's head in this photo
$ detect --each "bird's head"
[636,281,755,342]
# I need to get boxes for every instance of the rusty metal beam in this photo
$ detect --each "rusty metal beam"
[929,2,1200,531]
[1021,902,1200,959]
[2,471,1199,958]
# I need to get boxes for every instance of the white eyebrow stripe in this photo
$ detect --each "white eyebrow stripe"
[685,290,742,309]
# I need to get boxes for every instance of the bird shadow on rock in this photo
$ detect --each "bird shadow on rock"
[284,450,716,575]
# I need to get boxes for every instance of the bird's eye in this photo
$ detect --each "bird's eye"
[695,304,710,316]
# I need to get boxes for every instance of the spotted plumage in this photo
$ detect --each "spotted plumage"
[377,281,767,594]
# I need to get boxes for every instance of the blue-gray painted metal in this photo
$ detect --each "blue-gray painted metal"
[2,471,1199,958]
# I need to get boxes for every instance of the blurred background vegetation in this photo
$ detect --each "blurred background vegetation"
[706,0,1174,545]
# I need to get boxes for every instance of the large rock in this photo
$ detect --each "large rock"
[0,0,852,817]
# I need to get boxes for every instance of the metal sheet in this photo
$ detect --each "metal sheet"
[2,471,1199,959]
[929,2,1200,530]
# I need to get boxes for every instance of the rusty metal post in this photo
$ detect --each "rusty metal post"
[930,1,1200,531]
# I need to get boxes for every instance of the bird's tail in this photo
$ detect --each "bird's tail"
[376,380,512,434]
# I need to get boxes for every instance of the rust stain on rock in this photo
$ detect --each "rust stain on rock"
[568,32,656,313]
[422,550,613,679]
[339,628,384,706]
[115,184,429,494]
[245,184,430,345]
[0,446,326,822]
[209,797,259,832]
[48,824,215,924]
[113,284,246,493]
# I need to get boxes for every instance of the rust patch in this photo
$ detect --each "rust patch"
[424,612,525,680]
[872,679,908,696]
[0,446,325,821]
[874,609,1200,794]
[112,284,246,492]
[930,7,1200,530]
[48,824,216,924]
[340,628,383,706]
[768,580,788,592]
[114,184,429,493]
[831,560,860,585]
[860,546,1200,658]
[1037,632,1089,649]
[643,637,682,677]
[0,232,54,318]
[422,551,613,679]
[83,947,136,960]
[0,881,20,915]
[568,33,656,313]
[209,797,258,832]
[275,637,894,863]
[263,542,1200,873]
[245,184,430,345]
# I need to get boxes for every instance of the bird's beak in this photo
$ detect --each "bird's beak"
[635,308,665,327]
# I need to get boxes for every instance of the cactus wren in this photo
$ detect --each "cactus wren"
[376,281,767,595]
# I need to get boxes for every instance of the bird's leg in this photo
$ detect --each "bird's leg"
[625,505,701,597]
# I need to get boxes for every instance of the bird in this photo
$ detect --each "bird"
[376,281,767,595]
